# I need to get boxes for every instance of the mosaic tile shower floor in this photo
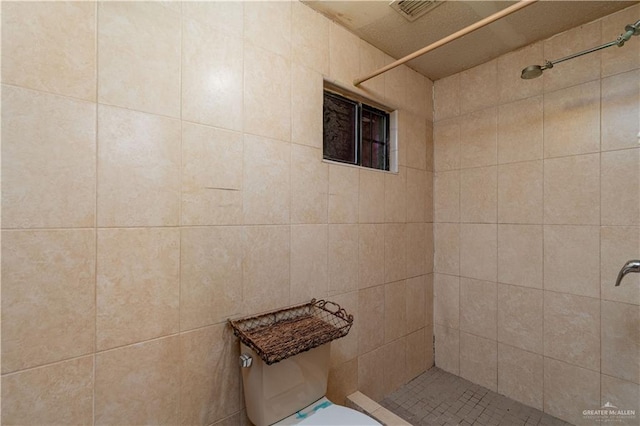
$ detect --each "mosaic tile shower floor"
[381,368,573,426]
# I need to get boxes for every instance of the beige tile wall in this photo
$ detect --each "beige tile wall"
[1,1,434,425]
[433,5,640,425]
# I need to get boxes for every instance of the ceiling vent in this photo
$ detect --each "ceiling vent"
[389,0,443,22]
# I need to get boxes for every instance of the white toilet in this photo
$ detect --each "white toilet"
[239,342,382,426]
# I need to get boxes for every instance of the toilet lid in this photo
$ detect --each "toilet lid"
[296,401,382,426]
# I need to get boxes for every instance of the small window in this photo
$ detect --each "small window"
[323,90,391,171]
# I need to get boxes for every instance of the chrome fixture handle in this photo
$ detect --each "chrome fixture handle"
[239,353,253,368]
[615,260,640,286]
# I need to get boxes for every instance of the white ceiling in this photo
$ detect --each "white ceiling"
[303,0,639,81]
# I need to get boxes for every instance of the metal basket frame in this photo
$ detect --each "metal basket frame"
[228,299,354,365]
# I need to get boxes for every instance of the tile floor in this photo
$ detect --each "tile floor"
[381,368,573,426]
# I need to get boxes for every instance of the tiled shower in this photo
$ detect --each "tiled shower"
[1,1,638,426]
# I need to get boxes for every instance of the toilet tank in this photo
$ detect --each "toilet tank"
[240,342,330,426]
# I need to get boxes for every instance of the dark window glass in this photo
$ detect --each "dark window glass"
[323,92,358,165]
[323,90,390,171]
[361,106,388,171]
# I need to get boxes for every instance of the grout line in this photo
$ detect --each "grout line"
[93,3,100,424]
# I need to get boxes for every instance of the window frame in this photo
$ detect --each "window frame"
[322,85,397,173]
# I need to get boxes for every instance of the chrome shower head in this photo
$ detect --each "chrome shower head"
[521,64,544,79]
[521,60,553,80]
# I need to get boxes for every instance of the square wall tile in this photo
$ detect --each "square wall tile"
[544,225,600,298]
[434,223,459,275]
[358,224,385,289]
[98,105,180,227]
[1,1,96,100]
[244,44,291,142]
[601,148,639,226]
[95,336,180,425]
[497,42,543,104]
[384,281,407,343]
[498,224,543,289]
[406,223,428,278]
[289,225,329,304]
[358,347,384,401]
[434,171,460,223]
[459,59,497,115]
[1,231,95,373]
[544,292,600,371]
[543,81,600,158]
[601,70,640,152]
[433,118,460,171]
[460,166,497,223]
[498,344,543,410]
[359,40,386,99]
[406,329,428,380]
[601,300,640,384]
[2,86,96,229]
[601,4,640,77]
[406,168,428,223]
[242,226,290,315]
[292,64,323,148]
[328,358,359,406]
[406,69,432,120]
[404,112,428,170]
[601,375,640,426]
[97,228,180,350]
[601,226,640,305]
[544,153,600,225]
[291,145,328,224]
[329,291,359,368]
[543,20,601,93]
[434,324,459,375]
[406,276,426,333]
[460,278,497,340]
[460,224,497,282]
[292,1,329,74]
[543,358,600,426]
[182,1,243,38]
[181,122,243,226]
[329,165,359,224]
[180,324,241,426]
[383,338,408,395]
[244,1,290,59]
[434,74,460,122]
[384,223,407,283]
[358,286,385,355]
[243,135,291,225]
[329,22,360,85]
[497,284,543,354]
[385,64,408,112]
[359,169,385,223]
[98,2,180,117]
[1,356,93,426]
[384,167,407,223]
[460,332,497,392]
[497,161,543,224]
[434,274,459,329]
[180,227,242,331]
[498,96,543,164]
[182,18,243,131]
[328,224,358,296]
[459,107,497,169]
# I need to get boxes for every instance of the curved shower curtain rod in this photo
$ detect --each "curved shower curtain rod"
[353,0,539,86]
[521,19,640,79]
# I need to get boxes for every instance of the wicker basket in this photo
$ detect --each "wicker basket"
[228,299,354,365]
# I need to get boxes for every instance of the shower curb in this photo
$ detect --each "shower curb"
[346,391,413,426]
